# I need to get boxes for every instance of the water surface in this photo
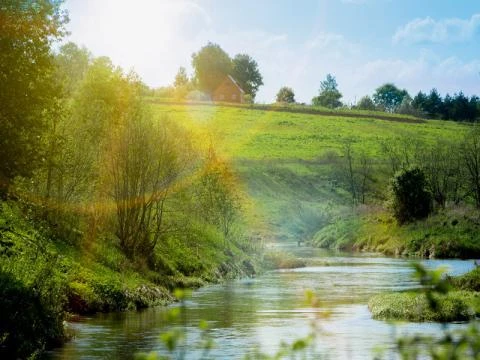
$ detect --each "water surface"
[47,246,476,359]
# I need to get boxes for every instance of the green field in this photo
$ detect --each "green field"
[151,103,469,243]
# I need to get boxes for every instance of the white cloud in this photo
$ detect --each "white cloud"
[393,14,480,44]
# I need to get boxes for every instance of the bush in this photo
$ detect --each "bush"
[0,269,66,359]
[391,168,433,224]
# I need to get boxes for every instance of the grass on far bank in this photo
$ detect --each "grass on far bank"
[311,206,480,259]
[369,267,480,322]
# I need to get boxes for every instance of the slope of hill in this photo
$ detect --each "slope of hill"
[150,103,468,244]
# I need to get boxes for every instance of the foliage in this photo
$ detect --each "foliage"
[0,0,67,196]
[413,89,479,122]
[275,86,295,103]
[311,74,343,109]
[55,42,92,96]
[461,126,480,208]
[191,42,232,95]
[355,95,376,111]
[173,67,189,88]
[0,202,67,359]
[172,67,194,100]
[373,83,409,113]
[391,168,433,224]
[195,147,241,241]
[232,54,264,100]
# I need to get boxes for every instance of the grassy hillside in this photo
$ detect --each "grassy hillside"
[151,103,468,243]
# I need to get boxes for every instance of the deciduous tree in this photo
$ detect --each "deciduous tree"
[191,43,232,95]
[232,54,264,101]
[0,0,67,196]
[276,86,295,104]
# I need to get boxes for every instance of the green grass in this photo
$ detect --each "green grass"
[311,208,480,258]
[150,103,469,243]
[369,266,480,322]
[0,199,259,357]
[368,290,480,322]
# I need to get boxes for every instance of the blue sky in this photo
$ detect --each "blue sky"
[64,0,480,103]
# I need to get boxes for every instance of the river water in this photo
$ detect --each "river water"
[47,245,476,359]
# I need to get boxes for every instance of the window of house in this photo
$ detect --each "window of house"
[219,94,224,100]
[232,94,237,100]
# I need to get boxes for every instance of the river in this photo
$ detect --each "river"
[47,245,476,359]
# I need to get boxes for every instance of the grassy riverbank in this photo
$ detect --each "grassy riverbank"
[369,268,480,322]
[0,200,258,358]
[311,206,480,258]
[1,103,475,358]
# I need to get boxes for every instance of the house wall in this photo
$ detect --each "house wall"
[213,80,244,103]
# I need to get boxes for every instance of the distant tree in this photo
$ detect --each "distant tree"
[232,54,263,101]
[396,94,423,117]
[196,146,241,243]
[173,66,193,100]
[461,126,480,208]
[412,91,428,112]
[311,74,343,108]
[356,96,376,111]
[55,42,91,96]
[419,140,463,208]
[441,93,453,120]
[424,88,443,118]
[373,83,409,112]
[173,66,189,88]
[191,42,232,95]
[276,86,295,103]
[0,0,67,197]
[391,167,433,224]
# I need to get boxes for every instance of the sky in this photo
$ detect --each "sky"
[63,0,480,104]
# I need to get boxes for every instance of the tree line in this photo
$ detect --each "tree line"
[335,126,480,223]
[275,75,479,122]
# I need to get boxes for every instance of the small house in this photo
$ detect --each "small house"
[213,75,245,103]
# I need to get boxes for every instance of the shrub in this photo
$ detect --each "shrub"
[391,167,433,224]
[0,269,66,359]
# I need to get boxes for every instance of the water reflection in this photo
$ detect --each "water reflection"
[46,246,476,359]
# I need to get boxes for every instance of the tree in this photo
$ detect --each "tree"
[356,96,376,111]
[173,66,192,100]
[312,74,342,108]
[55,42,91,96]
[419,141,462,208]
[276,86,295,104]
[232,54,263,101]
[412,91,428,113]
[191,42,232,95]
[396,94,423,116]
[196,146,240,242]
[0,0,67,196]
[174,66,189,88]
[109,112,189,259]
[461,126,480,208]
[373,83,409,112]
[391,168,433,224]
[424,88,443,118]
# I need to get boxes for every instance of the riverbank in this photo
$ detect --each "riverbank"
[0,200,259,358]
[369,267,480,322]
[310,206,480,259]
